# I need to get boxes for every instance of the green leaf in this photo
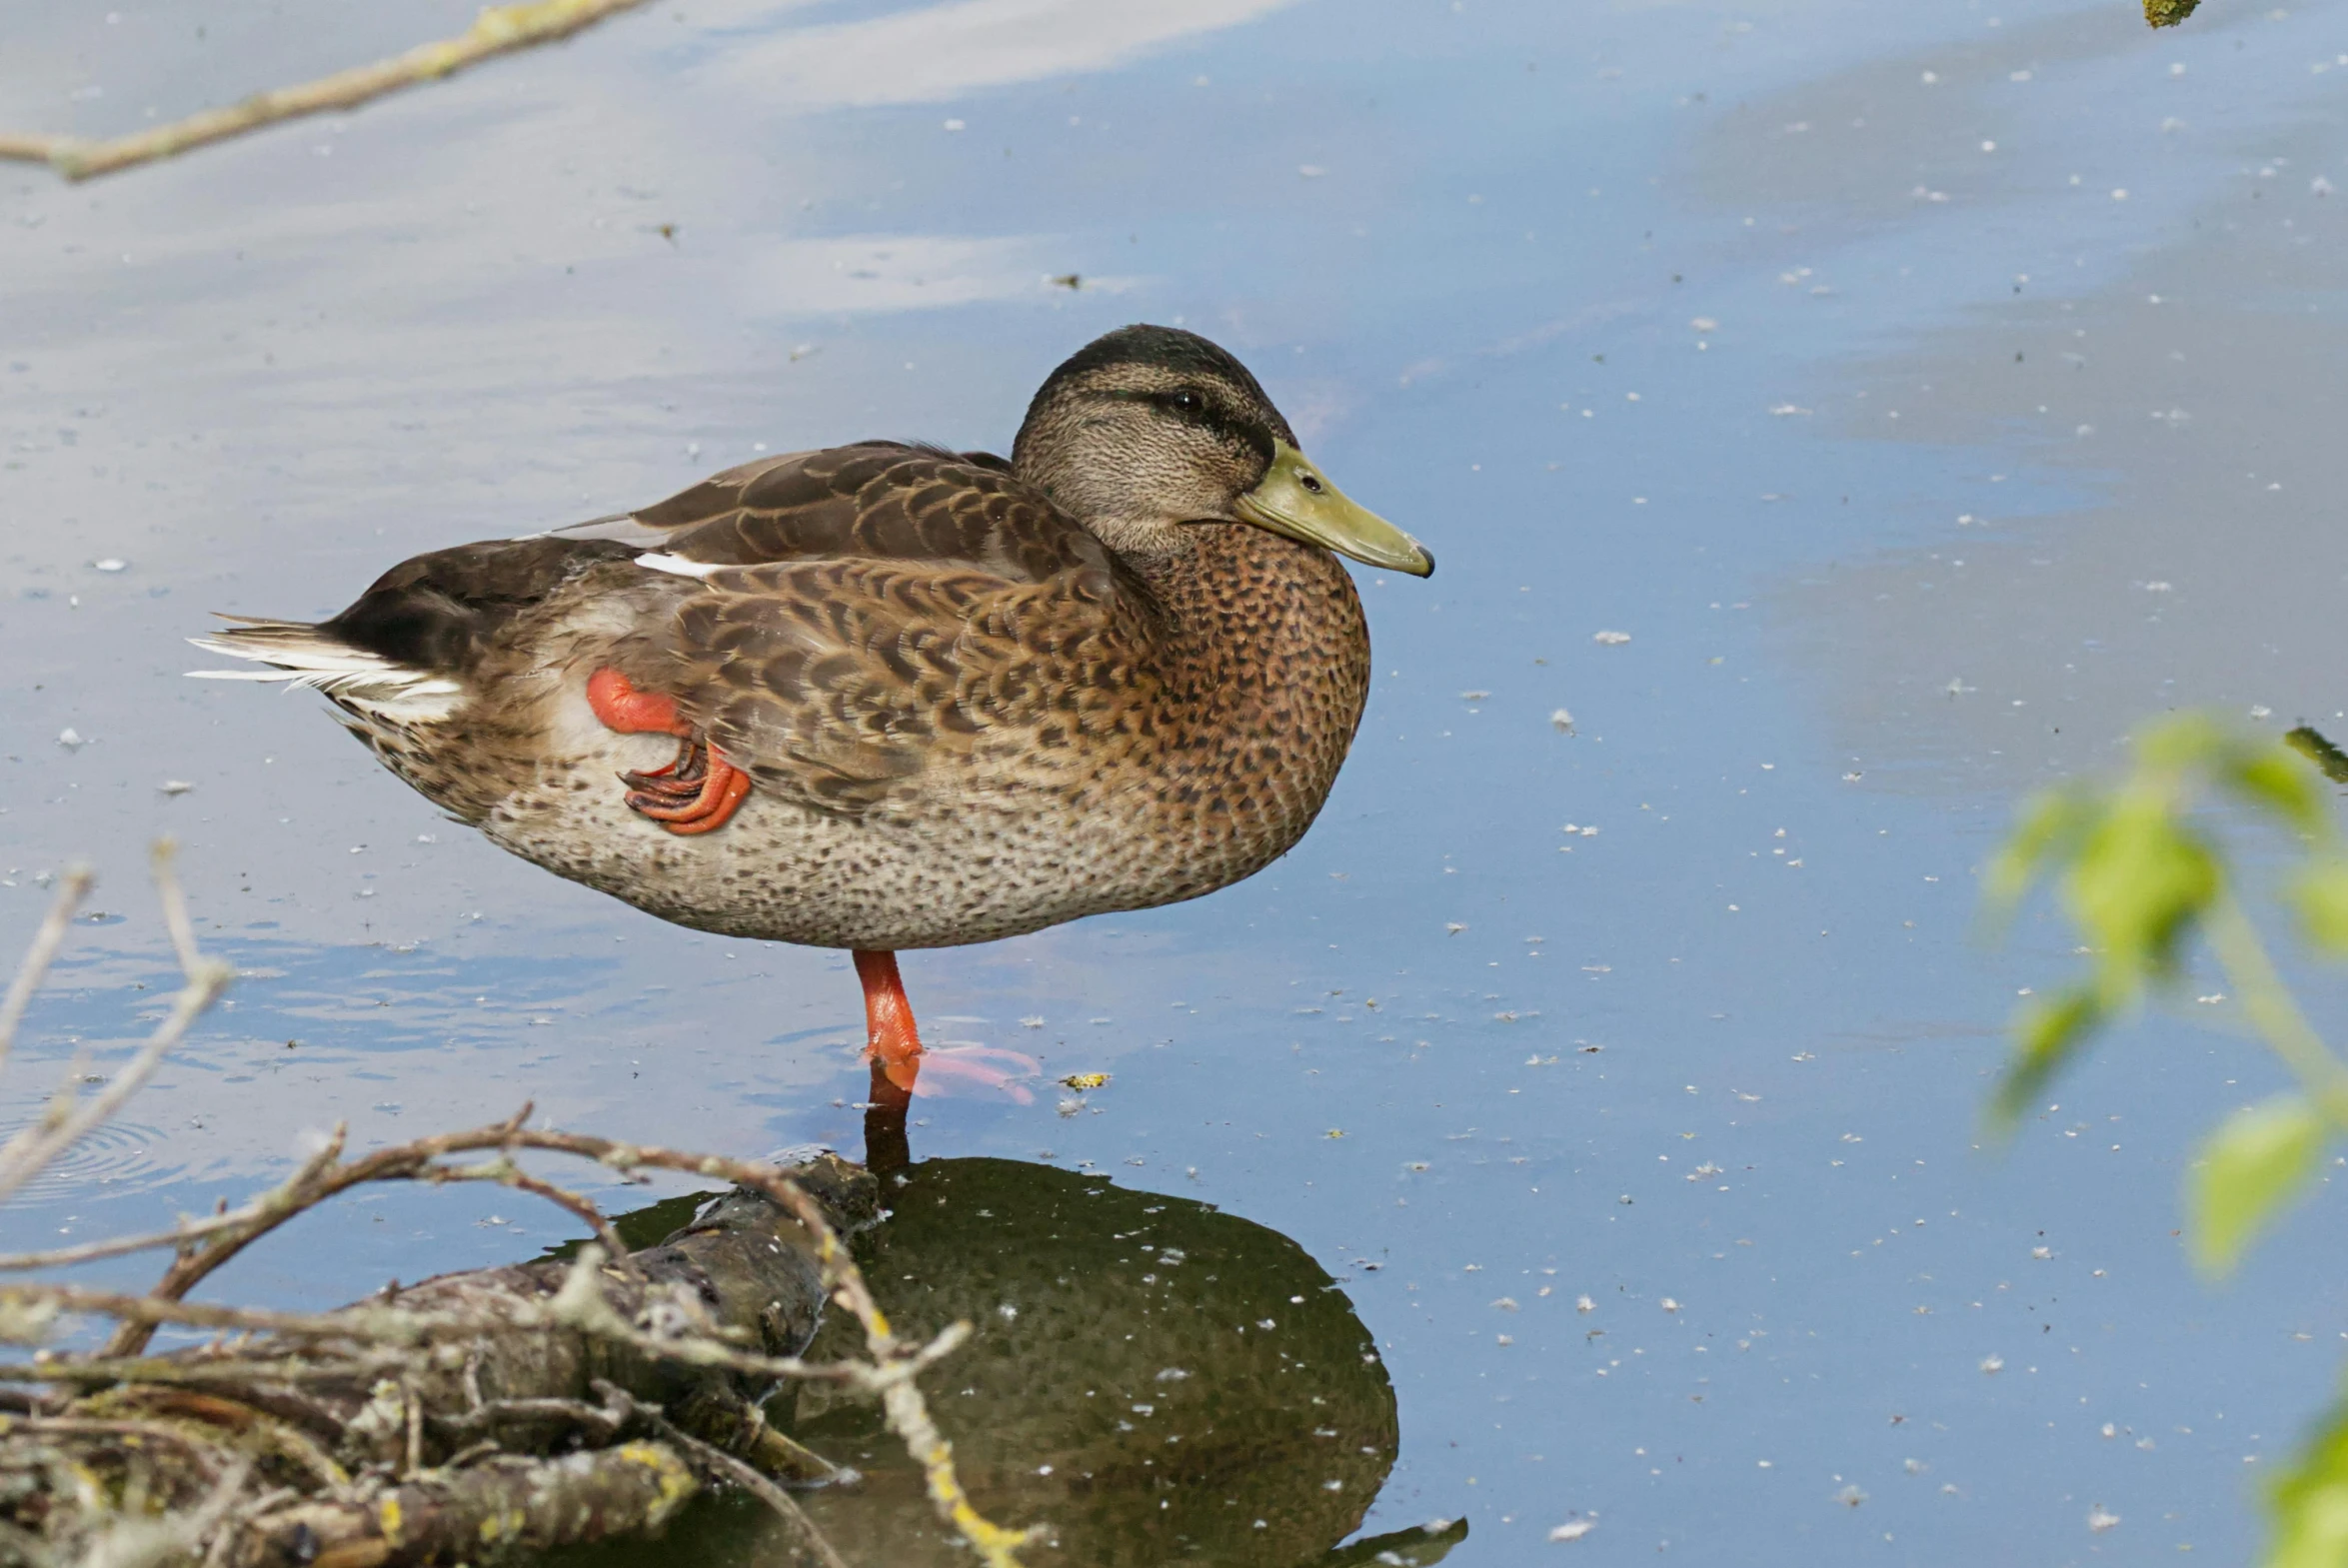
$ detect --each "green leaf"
[2186,1095,2325,1277]
[1991,987,2102,1129]
[1980,788,2093,926]
[2293,862,2348,957]
[2269,1398,2348,1568]
[2134,711,2232,775]
[2063,797,2219,986]
[2227,748,2332,838]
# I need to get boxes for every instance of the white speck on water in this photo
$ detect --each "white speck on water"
[1298,164,1326,178]
[1020,1015,1045,1028]
[1550,708,1575,734]
[1593,631,1631,646]
[1549,1519,1594,1542]
[1689,317,1717,331]
[1981,1353,2005,1373]
[158,781,192,795]
[1446,922,1466,934]
[56,729,86,752]
[2088,1506,2120,1533]
[1835,1484,1867,1507]
[943,118,966,131]
[92,558,125,573]
[2249,705,2273,720]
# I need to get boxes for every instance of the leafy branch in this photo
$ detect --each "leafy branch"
[1988,713,2348,1561]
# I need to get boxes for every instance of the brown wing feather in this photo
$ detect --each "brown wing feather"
[621,443,1164,817]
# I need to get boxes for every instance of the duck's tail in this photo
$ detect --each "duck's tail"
[186,617,464,721]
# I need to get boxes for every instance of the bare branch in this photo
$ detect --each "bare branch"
[436,1150,644,1284]
[149,840,202,979]
[0,0,653,183]
[594,1380,855,1568]
[0,865,93,1081]
[104,1111,534,1358]
[0,965,231,1209]
[0,1128,348,1275]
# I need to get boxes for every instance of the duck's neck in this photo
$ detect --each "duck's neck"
[1128,524,1372,824]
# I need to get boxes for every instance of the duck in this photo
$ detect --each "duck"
[191,325,1433,1097]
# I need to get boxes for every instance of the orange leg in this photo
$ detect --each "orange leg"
[856,949,925,1092]
[590,667,753,836]
[851,950,1042,1103]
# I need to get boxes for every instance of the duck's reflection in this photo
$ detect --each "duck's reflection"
[576,1079,1458,1567]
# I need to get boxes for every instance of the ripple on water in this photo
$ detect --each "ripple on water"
[0,1120,180,1208]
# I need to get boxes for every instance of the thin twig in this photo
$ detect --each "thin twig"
[437,1150,644,1284]
[0,1352,416,1389]
[0,1130,348,1274]
[0,961,231,1207]
[9,1281,510,1343]
[593,1381,854,1568]
[8,1267,957,1398]
[0,866,93,1082]
[104,1110,531,1357]
[149,841,202,978]
[0,0,654,183]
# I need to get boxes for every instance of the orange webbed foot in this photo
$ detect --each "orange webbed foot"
[592,667,753,836]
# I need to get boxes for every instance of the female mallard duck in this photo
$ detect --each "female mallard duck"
[192,325,1433,1094]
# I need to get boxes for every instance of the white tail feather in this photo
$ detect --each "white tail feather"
[185,634,462,721]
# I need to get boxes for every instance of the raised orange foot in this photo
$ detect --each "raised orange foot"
[588,668,752,836]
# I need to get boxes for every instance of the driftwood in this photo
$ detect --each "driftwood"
[0,853,1034,1568]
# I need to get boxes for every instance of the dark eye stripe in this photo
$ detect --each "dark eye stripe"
[1097,388,1272,464]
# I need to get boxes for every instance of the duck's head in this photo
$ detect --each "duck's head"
[1011,324,1433,578]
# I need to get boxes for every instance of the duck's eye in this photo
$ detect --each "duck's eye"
[1298,471,1325,495]
[1169,391,1203,413]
